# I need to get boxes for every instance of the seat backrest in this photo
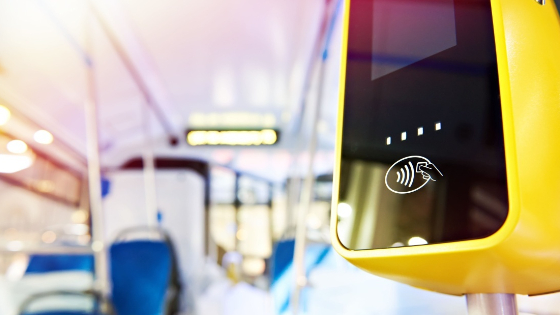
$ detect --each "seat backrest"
[22,311,102,315]
[270,239,295,284]
[112,226,183,315]
[25,255,94,274]
[110,240,171,315]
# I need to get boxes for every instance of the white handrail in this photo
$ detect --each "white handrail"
[85,0,109,299]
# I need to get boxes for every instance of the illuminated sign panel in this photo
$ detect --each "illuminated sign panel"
[186,129,279,146]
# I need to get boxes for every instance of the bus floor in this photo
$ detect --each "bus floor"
[1,254,560,315]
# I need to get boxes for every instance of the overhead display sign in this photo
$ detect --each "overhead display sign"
[186,129,279,146]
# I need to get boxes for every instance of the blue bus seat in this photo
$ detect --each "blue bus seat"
[110,240,171,315]
[22,312,104,315]
[270,240,331,314]
[25,255,94,274]
[270,239,295,285]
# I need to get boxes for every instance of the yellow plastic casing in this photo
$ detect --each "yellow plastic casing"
[331,0,560,295]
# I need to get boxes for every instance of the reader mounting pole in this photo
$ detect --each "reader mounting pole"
[466,293,518,315]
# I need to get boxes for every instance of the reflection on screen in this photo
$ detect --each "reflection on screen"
[337,0,509,250]
[372,0,456,80]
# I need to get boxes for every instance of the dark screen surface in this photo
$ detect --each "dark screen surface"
[336,0,509,250]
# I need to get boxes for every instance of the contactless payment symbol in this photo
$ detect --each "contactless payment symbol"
[385,156,443,194]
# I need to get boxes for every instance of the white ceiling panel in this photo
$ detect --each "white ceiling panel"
[0,0,339,181]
